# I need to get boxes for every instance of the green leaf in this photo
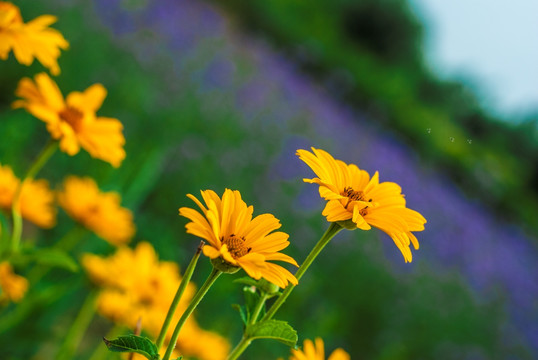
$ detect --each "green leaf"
[10,247,78,272]
[243,286,265,323]
[234,276,260,287]
[103,335,159,360]
[245,320,298,347]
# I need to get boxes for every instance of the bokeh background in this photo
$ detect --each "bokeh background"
[1,0,537,359]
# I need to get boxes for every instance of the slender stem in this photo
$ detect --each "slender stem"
[162,267,222,360]
[248,292,268,326]
[155,241,203,351]
[55,289,98,360]
[263,222,342,321]
[10,141,58,253]
[227,336,252,360]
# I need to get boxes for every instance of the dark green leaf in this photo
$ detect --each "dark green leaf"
[10,247,78,272]
[234,276,260,287]
[103,335,159,360]
[245,320,298,347]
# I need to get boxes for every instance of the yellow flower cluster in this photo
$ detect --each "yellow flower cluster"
[83,242,230,360]
[0,2,68,74]
[58,176,135,246]
[0,163,56,228]
[0,261,28,303]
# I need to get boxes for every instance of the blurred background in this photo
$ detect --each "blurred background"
[1,0,537,359]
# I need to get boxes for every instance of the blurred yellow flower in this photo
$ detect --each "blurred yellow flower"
[83,242,230,360]
[297,147,426,262]
[289,338,350,360]
[179,189,298,289]
[58,176,135,246]
[0,262,28,303]
[13,73,126,167]
[0,163,56,228]
[0,2,68,74]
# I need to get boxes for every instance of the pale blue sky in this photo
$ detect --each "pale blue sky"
[410,0,538,119]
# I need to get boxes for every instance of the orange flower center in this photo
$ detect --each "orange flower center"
[222,234,250,259]
[343,187,365,201]
[59,106,83,132]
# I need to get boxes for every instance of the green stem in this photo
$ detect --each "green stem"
[262,222,342,321]
[10,141,58,253]
[155,241,203,351]
[56,289,98,360]
[248,292,268,325]
[162,267,222,360]
[227,336,252,360]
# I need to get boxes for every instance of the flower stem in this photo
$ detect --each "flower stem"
[155,241,204,351]
[162,267,222,360]
[227,336,252,360]
[248,292,268,325]
[10,140,58,253]
[263,222,342,321]
[55,289,98,360]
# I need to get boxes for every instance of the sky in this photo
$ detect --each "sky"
[410,0,538,119]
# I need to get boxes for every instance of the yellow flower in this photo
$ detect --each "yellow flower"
[0,262,28,303]
[13,73,126,167]
[0,163,56,228]
[289,338,350,360]
[297,147,426,262]
[0,2,68,74]
[83,242,230,360]
[58,176,135,246]
[179,189,298,289]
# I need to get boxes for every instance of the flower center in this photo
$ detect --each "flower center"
[221,234,251,259]
[59,106,83,131]
[343,187,365,201]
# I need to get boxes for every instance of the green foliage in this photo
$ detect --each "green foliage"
[245,320,298,347]
[103,335,159,360]
[9,246,78,272]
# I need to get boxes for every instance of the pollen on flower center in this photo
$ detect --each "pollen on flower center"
[222,234,250,259]
[343,187,365,201]
[59,106,83,131]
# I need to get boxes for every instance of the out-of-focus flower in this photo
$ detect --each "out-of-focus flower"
[58,176,135,246]
[297,147,426,262]
[0,2,68,74]
[13,73,126,167]
[0,163,56,228]
[83,242,230,360]
[0,262,28,303]
[289,338,350,360]
[179,189,298,288]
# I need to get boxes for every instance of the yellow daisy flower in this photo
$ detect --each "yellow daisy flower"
[0,2,68,75]
[13,72,126,167]
[179,189,298,289]
[289,338,350,360]
[83,242,230,360]
[0,163,56,228]
[0,261,28,303]
[297,147,426,262]
[58,176,135,246]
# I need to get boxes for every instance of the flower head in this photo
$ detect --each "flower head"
[0,262,28,303]
[0,2,68,74]
[13,73,126,167]
[297,147,426,262]
[83,242,230,360]
[179,189,298,288]
[289,338,350,360]
[0,163,56,228]
[58,176,135,246]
